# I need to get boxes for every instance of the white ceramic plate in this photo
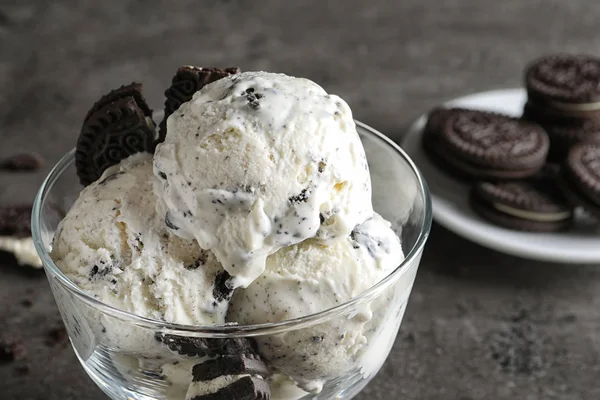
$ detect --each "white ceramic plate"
[401,88,600,264]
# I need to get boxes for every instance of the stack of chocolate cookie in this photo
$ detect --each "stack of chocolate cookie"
[155,334,270,400]
[422,54,600,231]
[523,55,600,162]
[422,107,577,232]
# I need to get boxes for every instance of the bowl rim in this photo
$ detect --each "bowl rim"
[32,120,432,337]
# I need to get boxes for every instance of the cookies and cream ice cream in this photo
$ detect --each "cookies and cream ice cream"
[51,154,230,326]
[154,72,373,288]
[228,213,403,391]
[48,70,411,400]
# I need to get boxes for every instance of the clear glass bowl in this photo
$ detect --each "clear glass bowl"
[32,121,431,400]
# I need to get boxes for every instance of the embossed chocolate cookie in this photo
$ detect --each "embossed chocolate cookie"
[76,84,156,186]
[559,142,600,218]
[526,54,600,106]
[423,108,549,180]
[159,66,241,141]
[470,168,574,232]
[186,354,270,400]
[422,107,452,139]
[84,82,153,122]
[522,104,600,161]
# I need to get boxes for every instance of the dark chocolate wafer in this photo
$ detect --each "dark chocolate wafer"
[0,153,44,172]
[76,88,157,186]
[423,108,549,180]
[192,354,269,382]
[186,353,270,400]
[159,66,241,141]
[470,169,574,232]
[84,82,152,123]
[522,101,600,161]
[154,333,256,358]
[526,54,600,106]
[444,110,548,167]
[559,143,600,217]
[0,205,32,238]
[212,270,234,304]
[187,376,270,400]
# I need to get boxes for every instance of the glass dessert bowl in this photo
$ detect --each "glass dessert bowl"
[32,121,431,400]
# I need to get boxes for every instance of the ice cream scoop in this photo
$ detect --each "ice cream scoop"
[51,153,229,327]
[153,71,373,288]
[227,213,404,392]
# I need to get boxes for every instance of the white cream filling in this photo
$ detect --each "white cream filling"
[185,374,251,399]
[0,236,42,268]
[493,203,572,222]
[550,100,600,112]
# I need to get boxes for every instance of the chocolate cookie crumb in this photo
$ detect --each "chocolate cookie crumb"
[0,205,32,237]
[45,326,69,347]
[20,299,33,308]
[0,153,44,172]
[0,338,27,362]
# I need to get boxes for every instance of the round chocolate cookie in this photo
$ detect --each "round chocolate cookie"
[525,54,600,106]
[159,66,241,142]
[76,83,157,186]
[470,170,574,232]
[84,82,153,122]
[559,142,600,218]
[422,108,478,181]
[425,108,549,180]
[423,107,453,139]
[523,103,600,162]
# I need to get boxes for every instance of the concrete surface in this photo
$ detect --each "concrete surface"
[1,0,600,399]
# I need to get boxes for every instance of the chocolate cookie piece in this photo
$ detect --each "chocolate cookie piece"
[76,85,157,186]
[423,107,452,139]
[470,169,574,232]
[422,108,474,181]
[559,143,600,218]
[424,109,549,180]
[525,54,600,109]
[0,205,32,237]
[523,103,600,162]
[0,153,44,172]
[84,82,153,123]
[191,354,269,382]
[159,66,241,141]
[186,354,270,400]
[0,337,26,362]
[154,333,257,358]
[186,376,270,400]
[213,270,234,304]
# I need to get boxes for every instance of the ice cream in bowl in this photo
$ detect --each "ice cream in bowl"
[32,68,431,400]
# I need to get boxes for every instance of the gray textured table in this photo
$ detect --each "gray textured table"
[1,1,600,399]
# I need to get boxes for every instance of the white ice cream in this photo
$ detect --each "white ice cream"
[51,154,229,327]
[154,71,373,288]
[50,70,412,400]
[227,213,404,392]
